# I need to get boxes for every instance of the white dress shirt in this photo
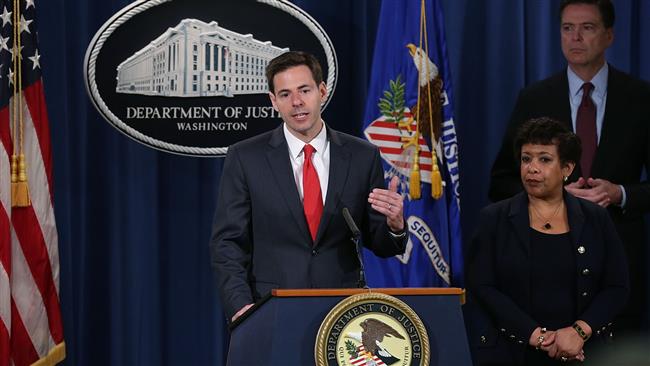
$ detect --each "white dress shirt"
[567,63,608,142]
[283,122,330,204]
[567,63,627,206]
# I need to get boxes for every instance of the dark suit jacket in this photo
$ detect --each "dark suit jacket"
[210,125,406,319]
[490,65,650,213]
[488,66,650,322]
[466,192,629,365]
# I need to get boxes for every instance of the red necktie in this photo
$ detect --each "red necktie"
[576,82,597,178]
[302,144,323,242]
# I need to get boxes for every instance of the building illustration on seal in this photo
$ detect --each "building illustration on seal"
[115,19,288,97]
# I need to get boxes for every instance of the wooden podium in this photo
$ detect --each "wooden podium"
[227,288,472,365]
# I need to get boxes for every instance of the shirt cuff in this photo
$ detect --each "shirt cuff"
[389,230,407,239]
[619,185,627,208]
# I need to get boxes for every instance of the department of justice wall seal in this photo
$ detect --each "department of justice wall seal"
[315,292,430,366]
[84,0,337,156]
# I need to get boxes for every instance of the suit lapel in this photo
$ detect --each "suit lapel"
[550,72,572,129]
[508,192,531,256]
[314,129,351,245]
[265,126,312,244]
[553,71,585,180]
[565,192,585,247]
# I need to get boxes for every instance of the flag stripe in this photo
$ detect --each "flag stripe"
[0,316,8,366]
[10,227,55,359]
[0,97,11,366]
[0,107,11,154]
[10,299,39,366]
[20,92,61,295]
[23,82,54,201]
[12,210,63,344]
[386,157,435,167]
[0,255,9,317]
[379,146,433,158]
[364,127,431,149]
[387,159,433,171]
[0,264,9,366]
[367,133,403,142]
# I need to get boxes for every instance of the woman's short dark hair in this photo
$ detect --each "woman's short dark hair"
[265,51,323,94]
[513,117,581,166]
[559,0,615,29]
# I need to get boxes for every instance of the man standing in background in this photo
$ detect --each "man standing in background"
[489,0,650,336]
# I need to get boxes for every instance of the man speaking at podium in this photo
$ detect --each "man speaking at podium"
[210,51,407,322]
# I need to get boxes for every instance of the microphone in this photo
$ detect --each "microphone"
[342,207,367,288]
[342,207,361,239]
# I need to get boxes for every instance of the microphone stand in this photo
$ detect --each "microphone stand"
[352,230,367,289]
[342,208,368,289]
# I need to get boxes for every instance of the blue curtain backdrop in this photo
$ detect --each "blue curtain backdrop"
[33,0,649,364]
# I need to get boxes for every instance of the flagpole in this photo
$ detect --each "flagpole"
[11,0,30,207]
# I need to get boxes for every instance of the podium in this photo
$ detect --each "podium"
[227,288,472,365]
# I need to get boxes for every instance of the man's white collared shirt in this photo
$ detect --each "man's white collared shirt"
[283,122,330,204]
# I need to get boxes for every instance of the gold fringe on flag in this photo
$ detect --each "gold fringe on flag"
[410,146,421,199]
[430,164,442,199]
[10,154,18,200]
[11,0,30,207]
[13,154,30,206]
[31,342,66,366]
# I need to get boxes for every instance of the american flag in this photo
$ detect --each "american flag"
[0,1,65,365]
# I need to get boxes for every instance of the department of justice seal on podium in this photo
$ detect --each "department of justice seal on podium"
[315,292,430,366]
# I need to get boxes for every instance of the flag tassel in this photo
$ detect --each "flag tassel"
[12,154,31,207]
[431,165,442,199]
[410,159,421,199]
[11,154,19,204]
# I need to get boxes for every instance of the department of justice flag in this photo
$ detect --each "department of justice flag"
[362,0,463,287]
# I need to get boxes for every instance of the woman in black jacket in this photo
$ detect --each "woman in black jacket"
[467,117,629,365]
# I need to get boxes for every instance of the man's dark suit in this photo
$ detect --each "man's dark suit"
[488,65,650,330]
[467,192,629,365]
[210,125,406,320]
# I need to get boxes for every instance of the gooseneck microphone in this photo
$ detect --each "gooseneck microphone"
[342,207,367,288]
